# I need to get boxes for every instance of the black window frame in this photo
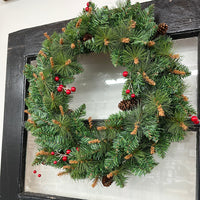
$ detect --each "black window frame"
[1,1,200,199]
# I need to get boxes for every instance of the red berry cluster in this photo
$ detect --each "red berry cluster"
[55,80,76,96]
[51,148,79,165]
[55,76,76,95]
[122,71,136,99]
[65,87,76,95]
[33,169,41,178]
[191,116,199,124]
[85,2,90,12]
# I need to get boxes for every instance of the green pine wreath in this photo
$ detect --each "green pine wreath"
[24,1,196,188]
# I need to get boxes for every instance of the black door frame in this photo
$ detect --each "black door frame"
[1,1,200,200]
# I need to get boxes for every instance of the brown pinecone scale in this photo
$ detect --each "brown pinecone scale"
[102,176,113,187]
[66,109,73,115]
[157,23,168,35]
[82,33,93,41]
[118,98,138,111]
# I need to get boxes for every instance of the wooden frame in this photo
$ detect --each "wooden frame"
[0,0,200,199]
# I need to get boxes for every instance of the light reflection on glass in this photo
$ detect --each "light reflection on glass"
[105,78,125,85]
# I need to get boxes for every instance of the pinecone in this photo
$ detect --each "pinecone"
[118,99,138,111]
[102,176,113,187]
[157,23,168,35]
[82,33,93,41]
[66,109,73,115]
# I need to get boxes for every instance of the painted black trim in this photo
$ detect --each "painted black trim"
[0,0,200,200]
[18,192,84,200]
[196,33,200,200]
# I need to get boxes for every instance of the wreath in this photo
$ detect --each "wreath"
[24,1,197,188]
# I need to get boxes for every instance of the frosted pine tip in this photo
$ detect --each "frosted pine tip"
[71,43,76,49]
[39,72,45,80]
[76,18,82,28]
[180,122,188,131]
[107,170,119,179]
[142,72,156,86]
[88,7,93,14]
[124,154,133,160]
[59,38,64,45]
[50,57,54,67]
[52,119,61,127]
[147,41,155,47]
[65,59,72,66]
[134,57,139,65]
[63,165,72,169]
[131,122,139,135]
[38,50,47,58]
[181,94,188,102]
[170,54,180,59]
[59,105,64,116]
[88,117,93,129]
[69,160,79,164]
[44,32,51,40]
[51,92,55,101]
[33,73,38,79]
[107,172,113,179]
[24,110,31,115]
[129,20,136,29]
[104,39,109,46]
[62,27,66,32]
[172,69,186,75]
[27,119,36,126]
[150,146,155,154]
[121,38,130,43]
[92,177,98,188]
[57,172,68,176]
[97,126,107,131]
[36,150,51,156]
[88,139,101,144]
[157,104,165,117]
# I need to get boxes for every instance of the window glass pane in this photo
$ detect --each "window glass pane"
[25,37,197,200]
[69,53,125,119]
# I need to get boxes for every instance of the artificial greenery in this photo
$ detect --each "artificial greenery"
[24,0,195,188]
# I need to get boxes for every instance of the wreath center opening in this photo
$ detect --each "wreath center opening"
[69,53,125,120]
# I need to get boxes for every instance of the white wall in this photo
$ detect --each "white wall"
[0,0,151,169]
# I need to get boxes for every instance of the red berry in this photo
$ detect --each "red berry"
[38,174,41,177]
[191,116,198,122]
[51,151,55,155]
[62,156,67,161]
[71,87,76,92]
[85,7,89,12]
[131,94,136,98]
[87,2,90,7]
[57,86,63,92]
[33,170,37,174]
[53,161,57,164]
[55,76,59,82]
[76,147,79,151]
[126,89,130,94]
[123,71,128,77]
[66,149,71,154]
[59,84,64,88]
[194,120,199,125]
[66,89,71,95]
